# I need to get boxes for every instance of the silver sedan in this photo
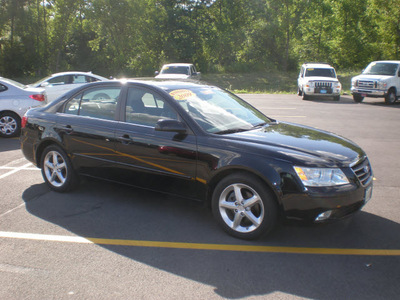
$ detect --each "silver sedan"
[0,77,47,137]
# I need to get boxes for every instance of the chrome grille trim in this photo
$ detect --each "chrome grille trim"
[358,80,376,89]
[315,81,333,87]
[350,157,373,187]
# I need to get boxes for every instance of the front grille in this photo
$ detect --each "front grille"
[351,157,373,186]
[358,80,377,89]
[315,81,333,87]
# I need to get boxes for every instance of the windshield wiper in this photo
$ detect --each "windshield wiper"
[214,128,250,135]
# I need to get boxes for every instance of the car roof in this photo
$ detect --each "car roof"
[303,63,334,69]
[161,63,194,67]
[370,60,400,64]
[49,71,105,77]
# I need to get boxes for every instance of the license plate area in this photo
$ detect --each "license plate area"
[364,186,372,203]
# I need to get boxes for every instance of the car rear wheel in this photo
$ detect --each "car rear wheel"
[385,89,397,105]
[212,173,278,240]
[0,112,21,138]
[41,145,78,192]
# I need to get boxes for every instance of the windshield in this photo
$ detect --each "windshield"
[168,87,271,134]
[305,68,336,78]
[363,62,399,76]
[161,66,189,75]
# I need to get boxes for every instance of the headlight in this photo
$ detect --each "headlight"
[305,81,314,88]
[378,81,387,89]
[294,166,349,187]
[334,82,342,89]
[351,78,358,87]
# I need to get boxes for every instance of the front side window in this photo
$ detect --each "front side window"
[47,75,68,86]
[168,87,270,134]
[125,87,177,126]
[64,87,121,120]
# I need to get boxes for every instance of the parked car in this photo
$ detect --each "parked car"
[351,60,400,104]
[29,71,108,102]
[155,63,201,80]
[298,63,342,101]
[21,80,373,240]
[0,77,47,137]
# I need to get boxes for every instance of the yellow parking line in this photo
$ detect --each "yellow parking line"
[1,231,399,256]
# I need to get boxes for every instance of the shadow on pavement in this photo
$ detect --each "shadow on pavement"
[0,137,20,152]
[22,180,400,299]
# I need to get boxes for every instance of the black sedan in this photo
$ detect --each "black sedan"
[20,80,373,239]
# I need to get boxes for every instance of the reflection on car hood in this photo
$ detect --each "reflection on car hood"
[227,122,363,167]
[305,76,339,82]
[155,74,190,79]
[353,74,393,81]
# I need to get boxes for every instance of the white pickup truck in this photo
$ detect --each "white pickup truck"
[351,60,400,104]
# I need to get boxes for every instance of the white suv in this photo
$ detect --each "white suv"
[351,60,400,104]
[298,63,342,101]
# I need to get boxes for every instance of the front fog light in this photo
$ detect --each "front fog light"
[315,210,333,221]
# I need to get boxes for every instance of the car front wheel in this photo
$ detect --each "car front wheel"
[353,94,364,103]
[385,89,397,105]
[41,145,78,192]
[0,112,21,138]
[212,173,278,240]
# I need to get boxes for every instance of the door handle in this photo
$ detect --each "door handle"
[61,125,73,133]
[117,134,132,144]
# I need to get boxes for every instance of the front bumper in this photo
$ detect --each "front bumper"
[351,87,386,97]
[282,181,373,222]
[304,87,341,96]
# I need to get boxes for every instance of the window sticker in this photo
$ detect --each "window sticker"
[169,89,196,100]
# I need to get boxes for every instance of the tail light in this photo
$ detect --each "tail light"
[21,115,28,128]
[29,94,45,102]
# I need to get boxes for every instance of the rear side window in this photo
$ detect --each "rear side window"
[0,84,7,92]
[64,87,121,120]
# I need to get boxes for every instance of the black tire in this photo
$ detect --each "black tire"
[0,112,21,138]
[353,94,364,103]
[40,145,79,192]
[212,173,278,240]
[297,87,303,96]
[302,93,310,100]
[333,95,340,101]
[385,89,397,105]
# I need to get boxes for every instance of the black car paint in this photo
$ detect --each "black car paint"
[21,80,373,222]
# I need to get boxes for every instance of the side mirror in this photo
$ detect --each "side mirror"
[155,119,187,134]
[40,82,50,87]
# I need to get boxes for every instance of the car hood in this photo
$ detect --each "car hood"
[352,74,393,81]
[305,76,339,82]
[226,122,363,167]
[155,74,190,79]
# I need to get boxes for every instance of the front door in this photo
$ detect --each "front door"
[113,85,200,200]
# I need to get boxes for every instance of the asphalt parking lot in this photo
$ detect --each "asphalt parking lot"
[1,94,399,299]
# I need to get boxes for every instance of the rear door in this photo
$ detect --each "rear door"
[55,84,123,176]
